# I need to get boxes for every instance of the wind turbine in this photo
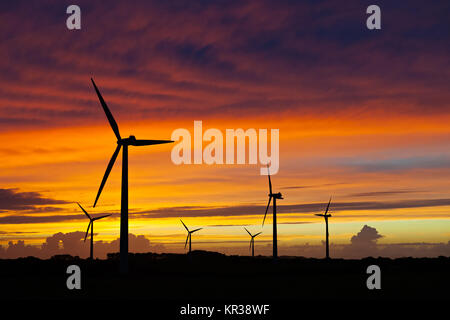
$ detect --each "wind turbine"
[262,165,283,259]
[181,219,202,253]
[77,203,111,260]
[315,197,332,259]
[244,227,262,257]
[90,78,173,273]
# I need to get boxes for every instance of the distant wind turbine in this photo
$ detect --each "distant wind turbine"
[315,197,332,259]
[244,227,262,257]
[77,203,110,260]
[262,165,283,259]
[181,219,202,253]
[91,78,173,273]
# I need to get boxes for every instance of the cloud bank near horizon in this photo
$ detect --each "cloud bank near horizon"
[1,226,448,259]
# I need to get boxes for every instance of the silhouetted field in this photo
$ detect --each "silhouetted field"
[1,251,448,301]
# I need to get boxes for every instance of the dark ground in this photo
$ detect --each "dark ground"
[1,251,448,316]
[1,251,449,299]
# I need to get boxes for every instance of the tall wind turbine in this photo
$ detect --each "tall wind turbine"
[91,78,173,273]
[315,197,332,259]
[244,227,262,257]
[181,220,202,253]
[77,203,110,260]
[262,165,283,259]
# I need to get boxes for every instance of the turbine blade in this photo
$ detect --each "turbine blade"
[315,214,324,217]
[84,221,91,242]
[180,219,189,231]
[191,228,202,233]
[184,234,189,249]
[262,197,272,226]
[93,214,111,221]
[93,144,121,207]
[77,202,91,220]
[244,227,252,236]
[132,139,174,146]
[324,197,332,215]
[254,232,262,237]
[91,78,121,140]
[267,165,272,194]
[249,238,252,251]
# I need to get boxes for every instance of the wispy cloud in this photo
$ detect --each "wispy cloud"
[340,155,450,172]
[281,183,347,190]
[0,214,84,224]
[0,188,68,212]
[348,190,423,197]
[134,198,450,219]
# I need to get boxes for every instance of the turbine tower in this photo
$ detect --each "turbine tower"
[262,165,283,259]
[181,219,202,253]
[244,227,262,257]
[315,197,332,259]
[91,78,173,273]
[77,203,110,260]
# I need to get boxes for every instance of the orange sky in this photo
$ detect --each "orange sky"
[1,113,450,252]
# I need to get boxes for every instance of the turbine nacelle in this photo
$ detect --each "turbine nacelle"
[189,229,202,234]
[118,135,174,146]
[269,192,283,199]
[118,135,137,145]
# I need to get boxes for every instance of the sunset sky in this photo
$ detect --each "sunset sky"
[0,0,449,258]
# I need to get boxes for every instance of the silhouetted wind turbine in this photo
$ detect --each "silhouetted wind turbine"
[262,165,283,259]
[181,219,202,253]
[315,197,332,259]
[91,78,173,273]
[77,203,110,260]
[244,227,262,257]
